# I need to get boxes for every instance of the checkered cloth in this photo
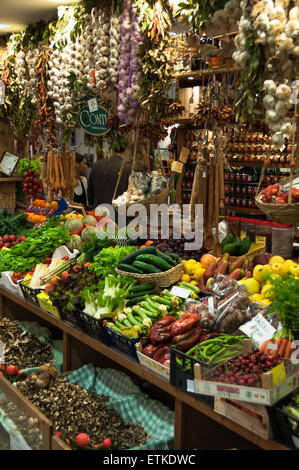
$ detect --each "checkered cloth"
[67,364,174,450]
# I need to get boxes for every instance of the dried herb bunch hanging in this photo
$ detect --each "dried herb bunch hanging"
[33,51,58,150]
[0,64,37,139]
[174,0,229,34]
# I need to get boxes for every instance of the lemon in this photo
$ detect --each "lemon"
[260,298,272,306]
[289,264,299,277]
[251,293,264,303]
[181,273,191,283]
[184,259,198,276]
[269,255,285,266]
[190,280,199,286]
[285,259,296,267]
[271,263,289,275]
[261,284,273,298]
[239,278,260,295]
[253,264,271,282]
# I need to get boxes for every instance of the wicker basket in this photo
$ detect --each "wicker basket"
[113,183,169,215]
[255,193,299,225]
[115,261,184,288]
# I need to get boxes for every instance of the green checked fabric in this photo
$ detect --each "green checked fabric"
[66,364,174,450]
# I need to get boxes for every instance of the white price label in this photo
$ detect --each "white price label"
[169,286,191,299]
[267,343,278,350]
[9,430,31,450]
[187,379,195,393]
[88,98,99,113]
[208,296,214,314]
[239,313,276,348]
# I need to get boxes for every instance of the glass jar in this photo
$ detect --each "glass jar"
[271,223,294,258]
[257,221,272,252]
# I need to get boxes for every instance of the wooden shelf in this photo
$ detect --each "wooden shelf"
[0,287,290,451]
[174,67,241,81]
[224,205,262,214]
[227,161,291,169]
[0,177,23,182]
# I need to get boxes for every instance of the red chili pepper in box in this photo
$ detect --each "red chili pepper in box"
[173,327,203,352]
[170,312,200,337]
[152,344,171,363]
[149,316,176,345]
[142,344,161,358]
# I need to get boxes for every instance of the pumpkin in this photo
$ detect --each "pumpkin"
[66,235,82,251]
[82,215,97,227]
[65,218,83,233]
[81,226,95,242]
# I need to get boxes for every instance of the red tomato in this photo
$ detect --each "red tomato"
[75,433,90,449]
[54,432,62,438]
[102,438,112,448]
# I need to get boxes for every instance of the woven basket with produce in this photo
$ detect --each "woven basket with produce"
[255,168,299,226]
[115,246,183,288]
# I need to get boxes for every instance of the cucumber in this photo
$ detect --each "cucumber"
[119,246,157,265]
[126,289,156,300]
[126,296,147,307]
[136,254,172,271]
[132,261,162,274]
[129,282,156,294]
[167,253,181,263]
[117,263,143,274]
[155,250,176,266]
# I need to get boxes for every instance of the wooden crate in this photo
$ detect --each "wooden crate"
[0,375,53,449]
[214,397,272,440]
[136,342,170,380]
[51,435,71,450]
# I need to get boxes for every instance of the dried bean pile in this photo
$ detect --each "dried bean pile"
[0,318,53,368]
[0,396,43,450]
[17,377,148,449]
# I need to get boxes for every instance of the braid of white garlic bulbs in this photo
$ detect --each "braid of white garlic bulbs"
[211,0,242,33]
[232,0,252,67]
[109,13,121,87]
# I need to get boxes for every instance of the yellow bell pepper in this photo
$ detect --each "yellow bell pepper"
[181,273,191,282]
[192,267,205,281]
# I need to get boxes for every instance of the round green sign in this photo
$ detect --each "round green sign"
[78,105,110,136]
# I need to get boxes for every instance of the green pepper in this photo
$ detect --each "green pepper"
[238,236,251,255]
[221,241,241,256]
[221,234,234,250]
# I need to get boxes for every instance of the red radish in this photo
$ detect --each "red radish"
[9,235,16,241]
[6,365,19,376]
[54,432,62,438]
[75,433,90,449]
[102,439,112,449]
[4,243,11,248]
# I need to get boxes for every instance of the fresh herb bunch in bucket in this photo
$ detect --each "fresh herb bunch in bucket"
[263,272,299,341]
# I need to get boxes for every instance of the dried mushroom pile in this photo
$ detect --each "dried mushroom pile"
[0,318,53,368]
[17,377,148,449]
[0,396,43,450]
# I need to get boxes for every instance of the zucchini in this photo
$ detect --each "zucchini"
[125,296,147,307]
[128,282,156,294]
[117,263,143,274]
[150,295,173,307]
[136,254,172,271]
[132,261,162,274]
[155,250,176,266]
[132,306,152,320]
[119,246,157,265]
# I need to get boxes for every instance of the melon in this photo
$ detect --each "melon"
[81,226,95,242]
[65,218,83,233]
[82,215,97,227]
[66,235,82,251]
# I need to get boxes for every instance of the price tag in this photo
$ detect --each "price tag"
[187,379,195,393]
[271,362,287,387]
[88,98,99,113]
[179,147,189,164]
[169,286,191,299]
[120,327,139,339]
[208,296,214,314]
[240,231,247,241]
[239,313,276,348]
[255,236,266,247]
[267,343,277,350]
[171,161,184,174]
[9,430,31,450]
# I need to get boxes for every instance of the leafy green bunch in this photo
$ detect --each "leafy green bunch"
[263,272,299,337]
[90,245,138,278]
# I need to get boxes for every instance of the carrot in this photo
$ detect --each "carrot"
[259,340,270,352]
[272,338,281,356]
[145,240,153,246]
[284,341,294,359]
[278,338,288,357]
